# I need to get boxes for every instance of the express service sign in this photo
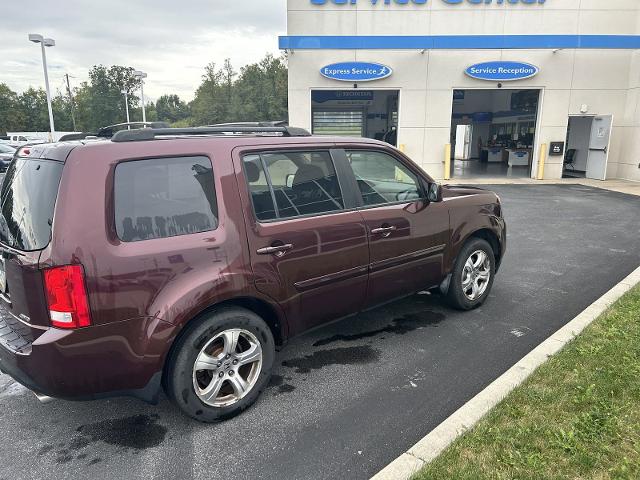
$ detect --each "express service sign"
[465,61,539,81]
[320,62,393,82]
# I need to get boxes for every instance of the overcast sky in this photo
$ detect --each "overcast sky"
[1,0,286,102]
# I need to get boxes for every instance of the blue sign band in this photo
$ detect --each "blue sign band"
[280,35,640,50]
[320,62,393,81]
[465,61,539,81]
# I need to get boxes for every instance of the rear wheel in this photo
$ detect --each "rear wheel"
[445,238,495,310]
[166,307,275,422]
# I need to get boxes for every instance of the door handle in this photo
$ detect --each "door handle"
[589,147,608,153]
[371,226,397,238]
[257,244,294,257]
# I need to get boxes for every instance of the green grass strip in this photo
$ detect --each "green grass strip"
[415,286,640,480]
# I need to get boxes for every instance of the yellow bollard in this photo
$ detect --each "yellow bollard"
[537,144,547,180]
[444,144,451,181]
[399,144,406,153]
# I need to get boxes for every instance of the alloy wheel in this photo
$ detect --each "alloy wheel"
[192,329,263,408]
[461,250,491,301]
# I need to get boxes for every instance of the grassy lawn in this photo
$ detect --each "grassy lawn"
[415,286,640,480]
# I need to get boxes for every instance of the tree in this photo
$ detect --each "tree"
[0,83,25,134]
[190,54,288,126]
[18,87,50,132]
[156,94,190,124]
[74,65,142,131]
[0,54,289,134]
[232,54,288,123]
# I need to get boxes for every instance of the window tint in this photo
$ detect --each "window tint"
[244,151,344,221]
[115,156,218,242]
[347,150,422,207]
[0,159,63,251]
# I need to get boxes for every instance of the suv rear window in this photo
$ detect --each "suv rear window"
[0,158,63,251]
[114,156,218,242]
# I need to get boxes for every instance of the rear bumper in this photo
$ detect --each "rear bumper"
[0,314,175,403]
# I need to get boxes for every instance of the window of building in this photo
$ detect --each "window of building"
[244,151,344,221]
[346,150,422,206]
[114,156,218,242]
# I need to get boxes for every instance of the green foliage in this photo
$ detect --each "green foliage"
[1,53,289,134]
[191,54,288,126]
[156,94,190,124]
[0,83,25,134]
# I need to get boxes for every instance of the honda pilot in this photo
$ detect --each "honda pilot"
[0,125,506,422]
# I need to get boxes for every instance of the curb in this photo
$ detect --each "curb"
[371,265,640,480]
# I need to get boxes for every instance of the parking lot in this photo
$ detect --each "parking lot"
[1,184,639,480]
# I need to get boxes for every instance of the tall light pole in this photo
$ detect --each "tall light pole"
[133,70,147,123]
[121,89,131,124]
[29,34,56,140]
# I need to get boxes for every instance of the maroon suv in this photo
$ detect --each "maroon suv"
[0,126,505,422]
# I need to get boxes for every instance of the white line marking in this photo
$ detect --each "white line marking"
[371,265,640,480]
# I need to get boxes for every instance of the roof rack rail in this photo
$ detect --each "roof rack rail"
[59,122,170,142]
[111,126,312,143]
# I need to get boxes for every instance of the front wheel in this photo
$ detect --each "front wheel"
[165,307,275,422]
[445,238,496,310]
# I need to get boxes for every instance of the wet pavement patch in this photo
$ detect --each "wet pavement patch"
[268,374,296,395]
[37,414,167,466]
[77,414,167,451]
[312,311,445,347]
[282,345,381,374]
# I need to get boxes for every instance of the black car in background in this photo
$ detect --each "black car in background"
[0,143,16,172]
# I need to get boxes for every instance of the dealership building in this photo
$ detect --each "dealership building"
[280,0,640,182]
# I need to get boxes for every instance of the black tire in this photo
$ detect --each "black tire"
[165,306,275,423]
[445,237,496,311]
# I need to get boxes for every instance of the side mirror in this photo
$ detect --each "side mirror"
[427,183,443,203]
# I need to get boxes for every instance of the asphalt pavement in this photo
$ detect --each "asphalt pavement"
[1,184,639,480]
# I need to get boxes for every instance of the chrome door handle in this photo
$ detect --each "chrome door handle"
[371,226,397,237]
[257,244,294,257]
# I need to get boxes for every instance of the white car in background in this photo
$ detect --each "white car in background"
[4,135,42,147]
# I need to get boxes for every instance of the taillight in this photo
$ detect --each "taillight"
[43,265,92,329]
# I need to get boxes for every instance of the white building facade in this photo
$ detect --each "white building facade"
[281,0,640,182]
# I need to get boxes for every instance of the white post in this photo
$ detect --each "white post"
[123,91,130,123]
[140,81,147,123]
[40,42,55,141]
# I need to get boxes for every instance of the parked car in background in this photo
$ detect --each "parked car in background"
[0,143,16,172]
[5,135,42,148]
[0,125,506,423]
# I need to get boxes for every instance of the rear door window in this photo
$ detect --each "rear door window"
[114,156,218,242]
[0,158,64,251]
[243,151,345,221]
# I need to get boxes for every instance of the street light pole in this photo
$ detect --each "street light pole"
[121,89,130,124]
[29,34,56,141]
[133,70,148,123]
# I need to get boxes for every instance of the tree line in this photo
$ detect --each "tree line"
[0,54,288,134]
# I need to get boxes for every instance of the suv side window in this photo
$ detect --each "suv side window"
[243,151,345,221]
[114,156,218,242]
[346,150,422,207]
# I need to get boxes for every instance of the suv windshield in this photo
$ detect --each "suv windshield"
[0,158,64,251]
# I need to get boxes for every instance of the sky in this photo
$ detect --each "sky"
[0,0,286,102]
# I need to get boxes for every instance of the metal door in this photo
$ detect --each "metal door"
[586,115,613,180]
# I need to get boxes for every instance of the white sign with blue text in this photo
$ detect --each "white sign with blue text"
[465,61,539,81]
[320,62,393,82]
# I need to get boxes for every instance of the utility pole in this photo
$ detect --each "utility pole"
[64,73,77,131]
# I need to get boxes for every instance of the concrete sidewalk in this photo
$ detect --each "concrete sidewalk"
[446,178,640,197]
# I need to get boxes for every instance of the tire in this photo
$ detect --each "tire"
[165,307,275,423]
[445,237,496,311]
